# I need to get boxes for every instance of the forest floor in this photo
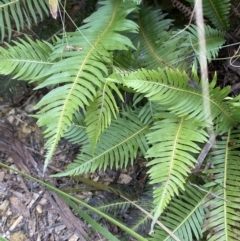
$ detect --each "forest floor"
[0,87,146,241]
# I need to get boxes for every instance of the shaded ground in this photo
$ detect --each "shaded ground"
[0,90,147,241]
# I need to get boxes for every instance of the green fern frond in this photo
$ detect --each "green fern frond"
[123,68,234,132]
[63,111,89,145]
[202,129,240,241]
[0,0,49,41]
[85,81,123,147]
[181,24,225,63]
[34,0,139,169]
[150,184,208,241]
[0,36,54,81]
[131,7,188,70]
[185,0,230,30]
[146,114,208,232]
[53,112,149,177]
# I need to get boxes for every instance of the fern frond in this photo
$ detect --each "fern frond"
[0,0,49,41]
[63,111,89,145]
[123,68,234,132]
[181,24,225,63]
[202,129,240,241]
[53,112,149,177]
[0,36,54,81]
[185,0,230,30]
[131,7,188,70]
[146,114,208,231]
[85,81,123,147]
[150,184,208,241]
[34,0,139,169]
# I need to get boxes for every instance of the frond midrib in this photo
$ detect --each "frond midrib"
[129,79,233,125]
[80,124,149,168]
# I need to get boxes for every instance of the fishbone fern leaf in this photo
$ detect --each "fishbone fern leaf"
[123,68,235,132]
[63,111,89,145]
[150,184,208,241]
[0,0,49,41]
[185,0,230,30]
[85,81,123,147]
[146,114,208,232]
[181,24,225,63]
[202,129,240,241]
[131,8,188,71]
[54,112,149,177]
[34,0,139,169]
[0,36,53,80]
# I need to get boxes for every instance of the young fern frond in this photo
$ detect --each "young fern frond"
[123,68,235,132]
[0,0,49,41]
[150,184,208,241]
[34,0,139,169]
[54,112,150,177]
[202,129,240,241]
[0,36,54,81]
[146,114,208,231]
[85,81,123,147]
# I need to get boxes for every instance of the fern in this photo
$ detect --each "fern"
[146,113,208,231]
[0,36,54,81]
[0,0,49,41]
[63,111,89,145]
[87,193,133,218]
[180,24,225,63]
[1,0,240,239]
[123,68,234,132]
[202,129,240,240]
[185,0,230,30]
[54,112,149,177]
[85,81,123,147]
[130,7,189,71]
[34,0,139,169]
[150,184,208,241]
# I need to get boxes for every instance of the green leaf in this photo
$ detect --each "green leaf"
[0,36,54,81]
[85,81,123,147]
[146,114,208,231]
[185,0,230,30]
[123,68,234,132]
[0,0,49,41]
[63,111,89,145]
[34,0,139,170]
[54,112,149,177]
[181,24,225,63]
[131,7,188,70]
[202,129,240,241]
[150,184,208,241]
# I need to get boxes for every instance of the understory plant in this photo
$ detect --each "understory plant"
[0,0,240,240]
